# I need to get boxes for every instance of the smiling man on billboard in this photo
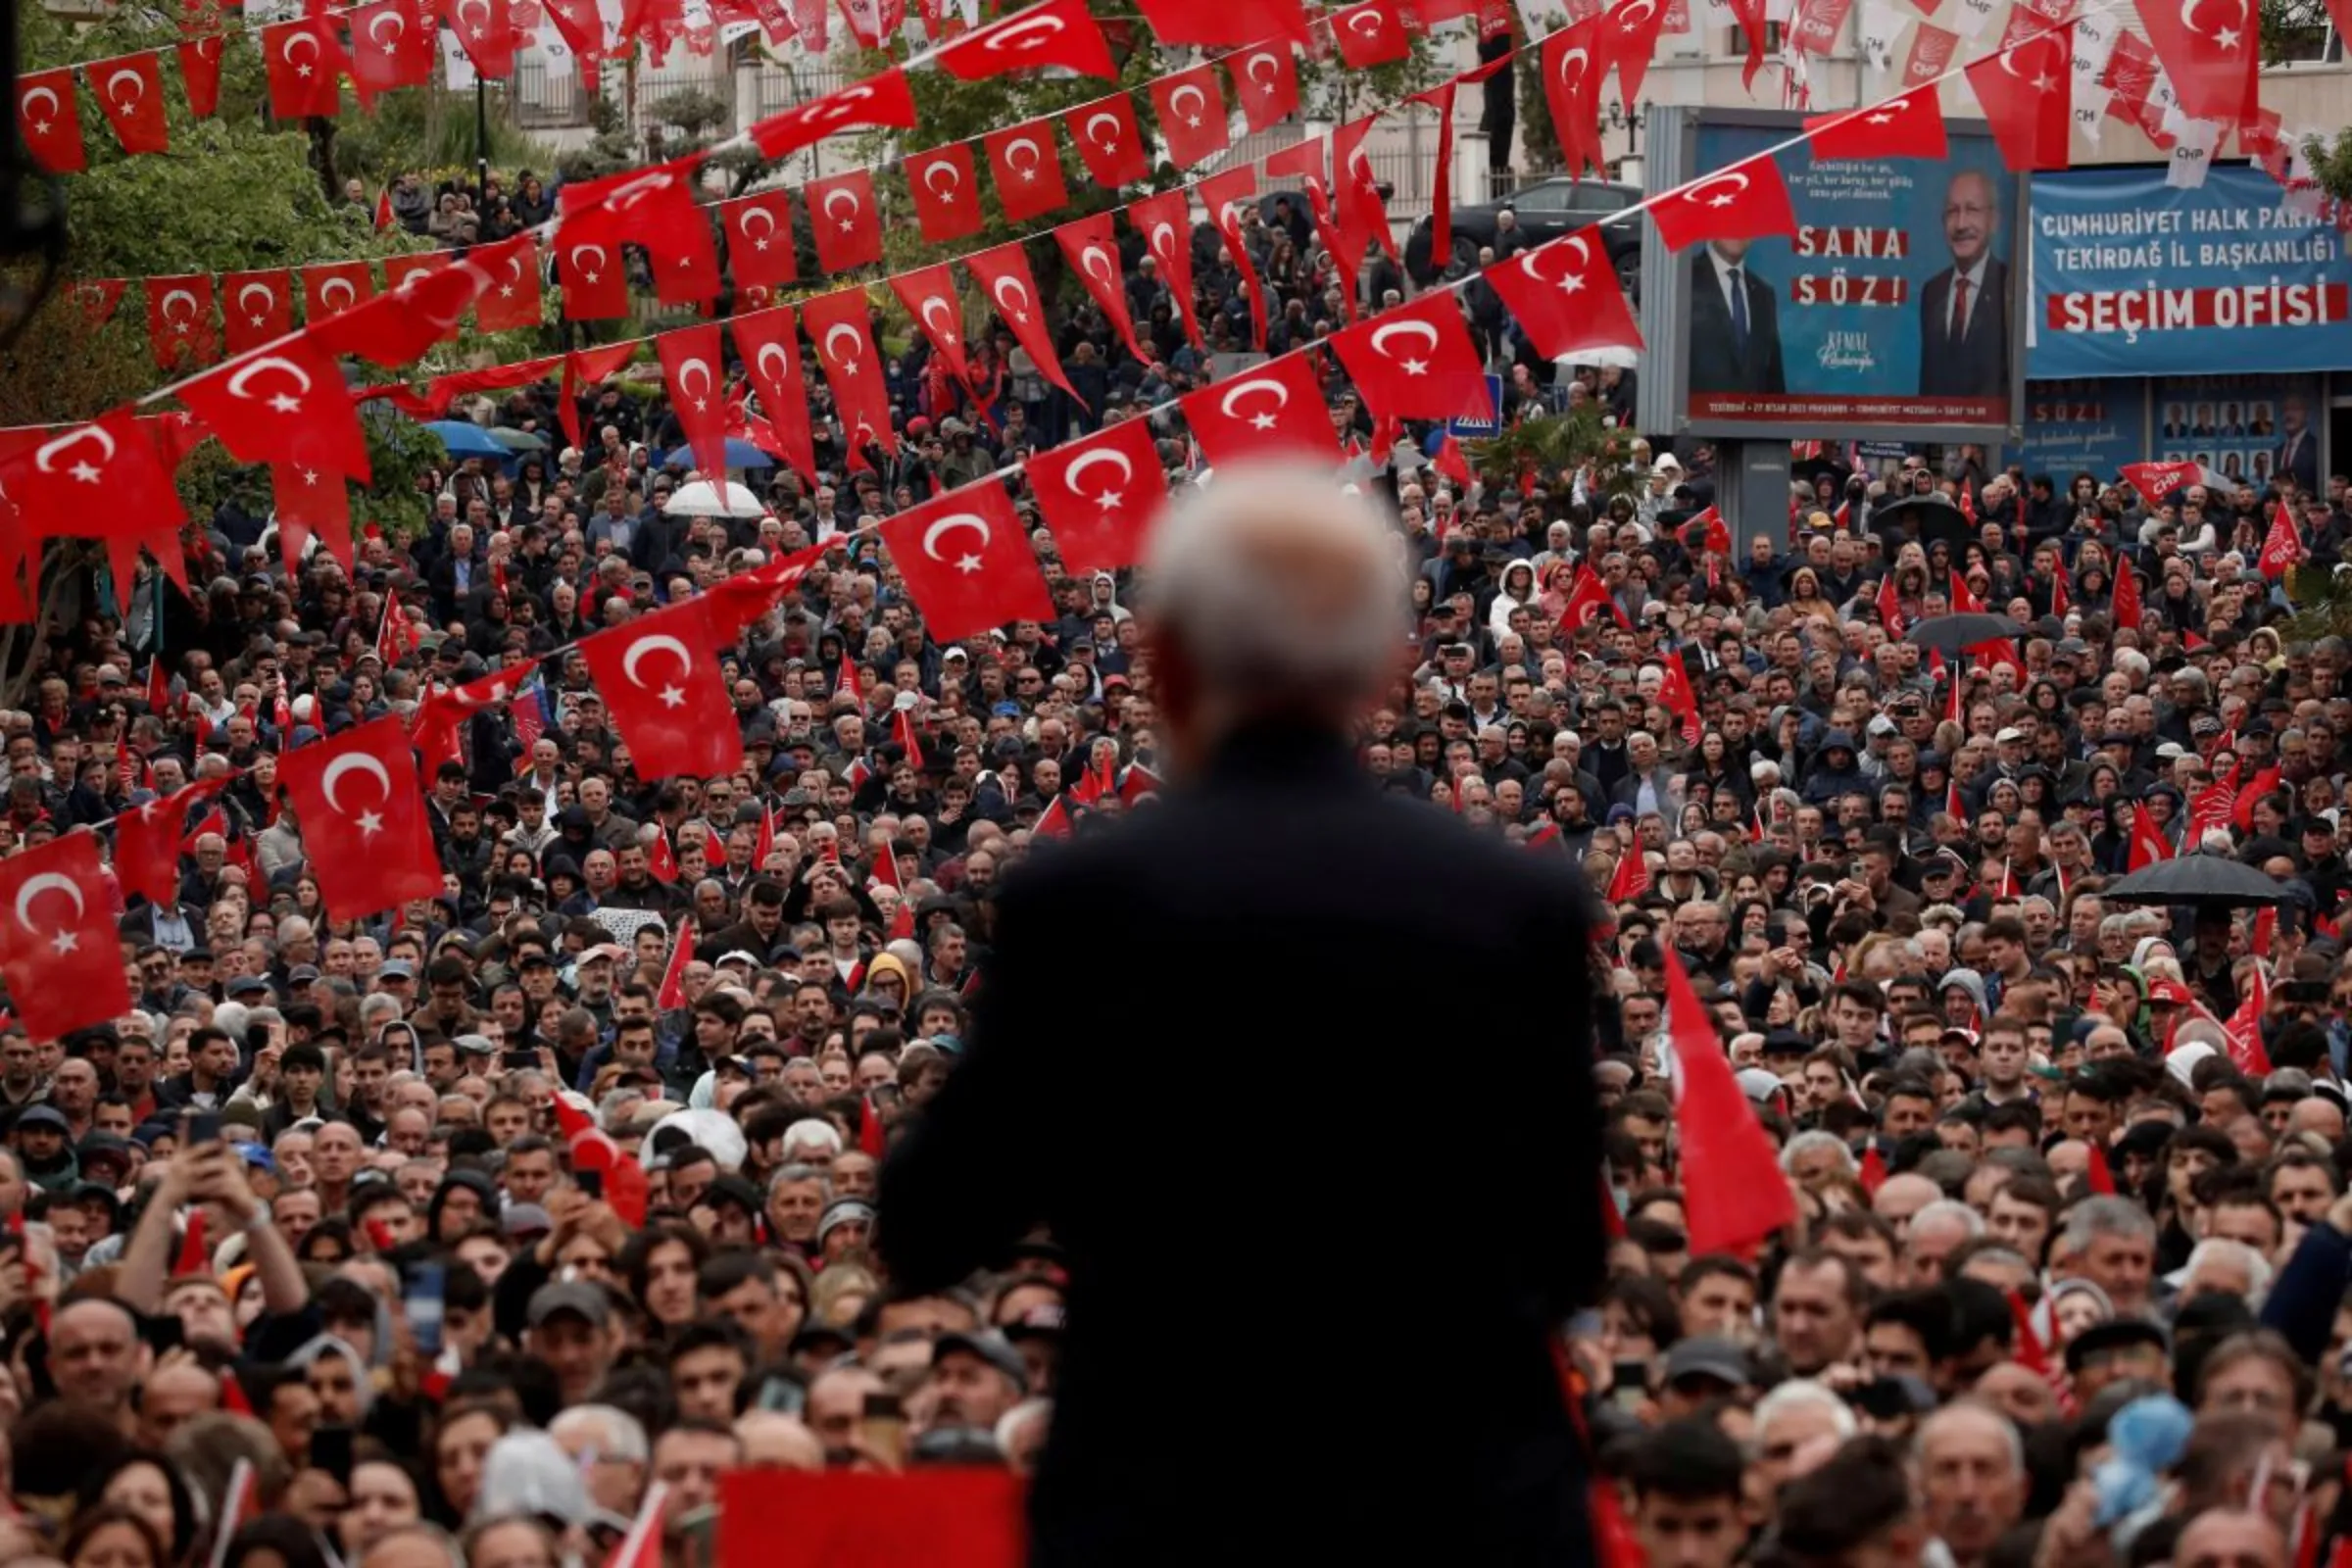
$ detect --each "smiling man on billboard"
[1918,171,2010,400]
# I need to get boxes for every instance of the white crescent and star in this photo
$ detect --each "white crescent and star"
[569,243,608,284]
[1368,318,1440,375]
[1082,110,1124,151]
[369,9,407,53]
[979,12,1065,52]
[673,356,713,411]
[1062,446,1131,512]
[920,513,992,575]
[237,280,279,327]
[737,201,778,247]
[2182,0,2246,50]
[14,872,86,956]
[106,68,148,112]
[620,633,693,710]
[1003,136,1043,181]
[821,321,864,374]
[919,296,959,347]
[822,186,861,232]
[1524,237,1591,297]
[282,26,321,77]
[320,751,393,837]
[920,158,961,202]
[1168,82,1207,129]
[755,341,793,391]
[318,275,358,312]
[991,275,1032,324]
[225,354,314,415]
[1218,376,1290,432]
[1245,52,1281,92]
[1686,171,1751,210]
[1081,244,1117,286]
[22,84,59,136]
[160,287,200,331]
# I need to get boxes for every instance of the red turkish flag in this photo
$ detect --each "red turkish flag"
[2141,0,2254,125]
[1665,947,1797,1255]
[802,287,897,456]
[178,33,227,119]
[383,254,449,298]
[557,231,629,319]
[220,270,294,355]
[262,17,350,120]
[1658,656,1703,745]
[0,833,131,1039]
[808,169,882,272]
[179,337,370,477]
[1064,93,1148,189]
[2128,801,2174,869]
[74,279,125,325]
[302,260,375,320]
[1054,213,1149,363]
[1132,0,1308,45]
[1648,154,1799,251]
[1330,293,1491,423]
[657,324,729,476]
[560,162,721,305]
[2260,501,2308,578]
[747,66,917,158]
[146,275,218,370]
[879,483,1053,641]
[580,596,744,782]
[1488,229,1644,361]
[2112,557,2143,630]
[889,265,971,384]
[1179,351,1340,468]
[442,0,520,79]
[1130,187,1204,350]
[277,716,442,920]
[1337,0,1412,64]
[1333,115,1398,264]
[1233,43,1298,132]
[472,236,543,332]
[1200,166,1268,350]
[936,0,1116,79]
[117,780,226,908]
[18,69,85,174]
[270,464,355,572]
[312,261,491,368]
[966,242,1077,400]
[1542,18,1607,178]
[1150,65,1229,169]
[732,305,818,482]
[718,189,797,291]
[903,146,980,243]
[1965,24,2075,172]
[1026,417,1163,576]
[92,52,171,156]
[542,0,608,73]
[348,0,437,96]
[984,122,1070,225]
[1805,84,1949,161]
[1559,565,1630,632]
[1602,0,1673,109]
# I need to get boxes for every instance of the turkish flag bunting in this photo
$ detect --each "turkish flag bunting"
[1333,116,1397,264]
[302,260,375,320]
[1334,0,1412,65]
[658,324,730,477]
[559,162,721,304]
[221,270,295,355]
[1330,293,1492,422]
[580,596,744,782]
[348,0,437,96]
[178,34,226,119]
[1151,65,1230,169]
[1025,416,1164,576]
[802,288,897,455]
[1647,153,1799,250]
[93,53,171,156]
[1805,84,1949,161]
[890,265,972,385]
[747,66,917,158]
[2260,501,2308,578]
[179,336,370,477]
[117,779,225,907]
[1054,214,1149,363]
[1603,0,1674,109]
[146,275,219,370]
[1178,351,1341,469]
[542,0,608,72]
[966,242,1078,400]
[383,253,449,298]
[2140,0,2254,125]
[472,236,543,332]
[1965,24,2075,172]
[904,145,982,243]
[1405,79,1464,265]
[732,306,818,482]
[936,0,1116,79]
[270,464,355,573]
[2127,801,2173,869]
[278,717,443,920]
[808,169,883,272]
[718,189,797,290]
[1233,44,1299,132]
[1063,93,1148,189]
[2112,557,2143,629]
[441,0,520,79]
[879,483,1054,641]
[1542,18,1607,178]
[984,122,1070,225]
[0,833,131,1039]
[1199,167,1269,350]
[262,17,351,120]
[1130,188,1205,351]
[1487,228,1644,361]
[19,69,86,174]
[1664,946,1798,1255]
[1131,0,1308,45]
[312,262,490,368]
[74,279,125,325]
[556,230,629,319]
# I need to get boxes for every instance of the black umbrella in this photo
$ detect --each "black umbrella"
[2099,855,2294,909]
[1904,612,2025,655]
[1792,454,1852,489]
[1870,495,1973,552]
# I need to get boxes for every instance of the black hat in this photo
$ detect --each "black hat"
[2063,1317,2169,1375]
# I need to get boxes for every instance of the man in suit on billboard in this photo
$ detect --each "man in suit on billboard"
[1689,238,1784,397]
[1918,171,2010,401]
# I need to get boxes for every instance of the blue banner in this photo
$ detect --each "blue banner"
[2027,165,2352,378]
[2018,379,2145,484]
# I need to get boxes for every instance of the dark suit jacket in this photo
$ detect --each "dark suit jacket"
[880,724,1604,1567]
[1688,250,1784,397]
[1918,259,2010,399]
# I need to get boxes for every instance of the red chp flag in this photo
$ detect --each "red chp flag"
[1606,842,1650,902]
[2140,0,2256,125]
[221,270,295,356]
[1151,64,1230,170]
[2127,802,2174,868]
[262,17,351,120]
[2224,962,2272,1073]
[1804,84,1949,161]
[277,716,444,920]
[1488,229,1644,362]
[1178,351,1342,468]
[881,483,1053,640]
[904,146,983,244]
[1664,946,1798,1254]
[1025,417,1164,576]
[1056,213,1149,363]
[936,0,1116,79]
[1966,24,2076,172]
[2111,557,2144,630]
[579,596,745,782]
[983,122,1070,225]
[147,275,218,370]
[808,169,883,272]
[1064,94,1148,189]
[1330,293,1493,423]
[19,69,86,174]
[657,324,730,477]
[92,53,171,156]
[2260,502,2308,578]
[966,242,1078,399]
[1649,155,1799,250]
[0,834,131,1053]
[802,288,897,456]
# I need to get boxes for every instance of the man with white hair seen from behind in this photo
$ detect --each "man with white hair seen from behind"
[880,466,1607,1567]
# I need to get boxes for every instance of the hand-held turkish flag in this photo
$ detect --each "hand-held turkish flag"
[2112,557,2143,629]
[965,242,1077,399]
[732,306,818,482]
[1064,93,1148,189]
[579,596,744,781]
[657,324,729,476]
[93,52,171,156]
[1151,65,1230,169]
[802,288,897,456]
[2260,502,2308,578]
[262,17,351,120]
[1330,293,1491,422]
[1026,417,1164,576]
[0,833,131,1039]
[1649,154,1800,250]
[19,69,86,174]
[905,145,983,244]
[808,169,883,272]
[1664,946,1797,1255]
[983,121,1071,225]
[1488,228,1644,362]
[220,270,295,356]
[1130,188,1205,350]
[1233,43,1299,132]
[657,921,695,1008]
[1560,565,1630,632]
[937,0,1116,79]
[1657,656,1702,745]
[2224,964,2272,1074]
[1055,214,1149,363]
[721,190,799,289]
[118,781,223,908]
[1179,351,1342,468]
[1966,24,2075,172]
[302,261,375,320]
[747,66,917,158]
[2127,802,2173,868]
[891,265,972,383]
[879,482,1054,641]
[15,408,186,546]
[1804,84,1949,160]
[278,716,443,920]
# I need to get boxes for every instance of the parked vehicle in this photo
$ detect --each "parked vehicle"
[1403,177,1645,299]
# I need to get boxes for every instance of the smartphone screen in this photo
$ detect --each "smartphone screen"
[311,1425,355,1488]
[859,1392,906,1468]
[184,1110,222,1146]
[574,1168,604,1200]
[501,1050,539,1072]
[405,1262,446,1357]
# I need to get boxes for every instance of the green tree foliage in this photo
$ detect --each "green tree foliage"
[1464,401,1645,503]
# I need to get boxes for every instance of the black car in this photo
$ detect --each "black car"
[1404,177,1645,298]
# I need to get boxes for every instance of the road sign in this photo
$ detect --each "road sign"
[1446,374,1507,438]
